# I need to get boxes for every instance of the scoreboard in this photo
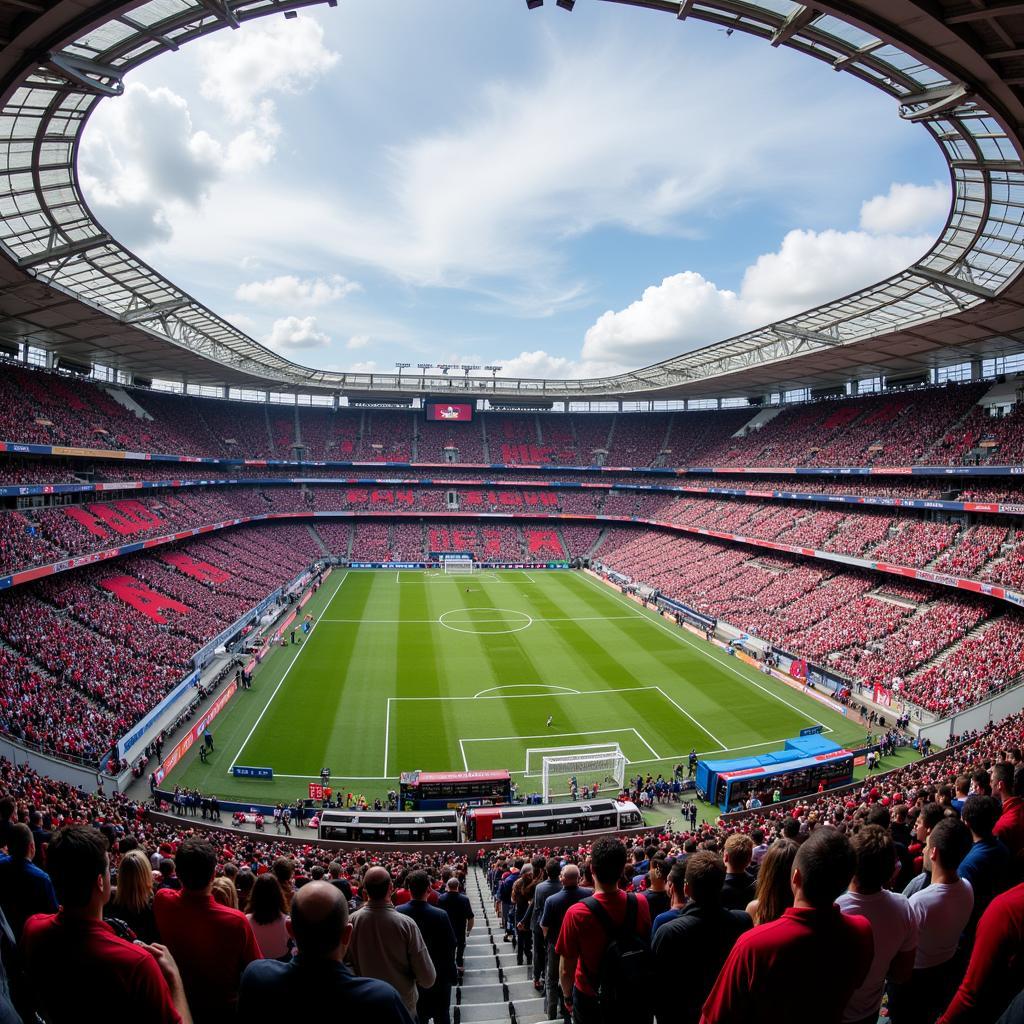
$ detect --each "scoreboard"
[425,401,474,422]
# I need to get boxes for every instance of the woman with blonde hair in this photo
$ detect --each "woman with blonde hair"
[211,876,239,909]
[105,848,159,942]
[745,838,799,925]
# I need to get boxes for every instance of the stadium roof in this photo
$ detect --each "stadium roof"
[2,1,1024,401]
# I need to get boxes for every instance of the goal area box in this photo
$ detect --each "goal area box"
[531,746,627,803]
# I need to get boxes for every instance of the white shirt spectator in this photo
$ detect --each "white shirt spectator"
[908,879,973,968]
[837,888,918,1021]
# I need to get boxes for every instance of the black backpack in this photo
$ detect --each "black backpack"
[581,894,655,1024]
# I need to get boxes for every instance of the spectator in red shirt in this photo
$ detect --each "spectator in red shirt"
[556,835,652,1023]
[21,825,190,1024]
[938,881,1024,1024]
[994,765,1024,877]
[154,837,262,1024]
[700,828,873,1024]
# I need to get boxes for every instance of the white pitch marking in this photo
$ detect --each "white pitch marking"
[318,615,638,624]
[228,571,348,774]
[575,570,827,729]
[388,684,662,702]
[472,683,581,699]
[653,686,725,750]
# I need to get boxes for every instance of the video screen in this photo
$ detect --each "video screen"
[425,402,474,422]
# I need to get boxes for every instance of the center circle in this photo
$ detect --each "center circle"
[438,607,533,635]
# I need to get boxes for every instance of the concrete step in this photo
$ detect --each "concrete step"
[509,997,549,1024]
[459,985,510,1006]
[456,1000,512,1022]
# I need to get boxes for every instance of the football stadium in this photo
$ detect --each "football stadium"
[3,1,1024,1022]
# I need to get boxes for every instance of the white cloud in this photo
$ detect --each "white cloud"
[169,36,893,319]
[859,181,949,235]
[346,334,371,350]
[79,84,226,246]
[265,315,331,350]
[583,192,937,368]
[200,17,339,122]
[235,274,361,306]
[81,17,338,252]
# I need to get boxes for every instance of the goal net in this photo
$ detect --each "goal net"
[443,559,478,575]
[539,746,627,803]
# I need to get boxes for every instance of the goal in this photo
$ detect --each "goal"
[443,559,478,575]
[539,746,627,803]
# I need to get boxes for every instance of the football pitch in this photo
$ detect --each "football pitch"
[173,568,877,804]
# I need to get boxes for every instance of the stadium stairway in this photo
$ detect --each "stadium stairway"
[453,866,557,1024]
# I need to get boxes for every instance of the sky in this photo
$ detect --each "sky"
[78,0,951,380]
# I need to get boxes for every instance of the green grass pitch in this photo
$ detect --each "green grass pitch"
[173,568,881,805]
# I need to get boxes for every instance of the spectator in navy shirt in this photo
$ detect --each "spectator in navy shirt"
[651,861,688,937]
[0,823,57,938]
[397,871,457,1024]
[959,795,1010,927]
[438,877,474,974]
[238,881,412,1024]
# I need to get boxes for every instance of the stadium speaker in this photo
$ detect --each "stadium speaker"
[557,0,575,7]
[526,0,543,8]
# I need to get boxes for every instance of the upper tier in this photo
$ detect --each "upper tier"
[2,364,1024,470]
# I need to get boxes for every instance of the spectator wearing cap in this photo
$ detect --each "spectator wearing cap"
[701,829,873,1024]
[888,818,975,1024]
[397,871,457,1024]
[21,825,190,1024]
[0,823,56,939]
[346,866,435,1019]
[837,825,918,1024]
[438,877,474,975]
[154,837,262,1024]
[556,836,652,1024]
[651,851,752,1024]
[238,881,413,1024]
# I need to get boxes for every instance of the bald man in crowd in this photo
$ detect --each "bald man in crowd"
[346,866,436,1019]
[238,882,412,1023]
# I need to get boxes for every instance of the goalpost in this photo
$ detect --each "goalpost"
[443,558,478,575]
[538,746,627,803]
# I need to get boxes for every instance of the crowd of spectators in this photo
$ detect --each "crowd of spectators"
[4,703,1024,1023]
[592,526,1024,717]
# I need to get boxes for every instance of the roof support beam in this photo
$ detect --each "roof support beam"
[771,5,819,47]
[197,0,240,29]
[900,83,970,122]
[947,3,1024,25]
[914,267,996,300]
[833,38,884,71]
[772,324,844,347]
[44,53,124,96]
[16,235,109,269]
[119,16,180,52]
[677,1,695,20]
[121,299,190,324]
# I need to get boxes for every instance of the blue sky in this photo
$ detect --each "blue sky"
[79,0,950,379]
